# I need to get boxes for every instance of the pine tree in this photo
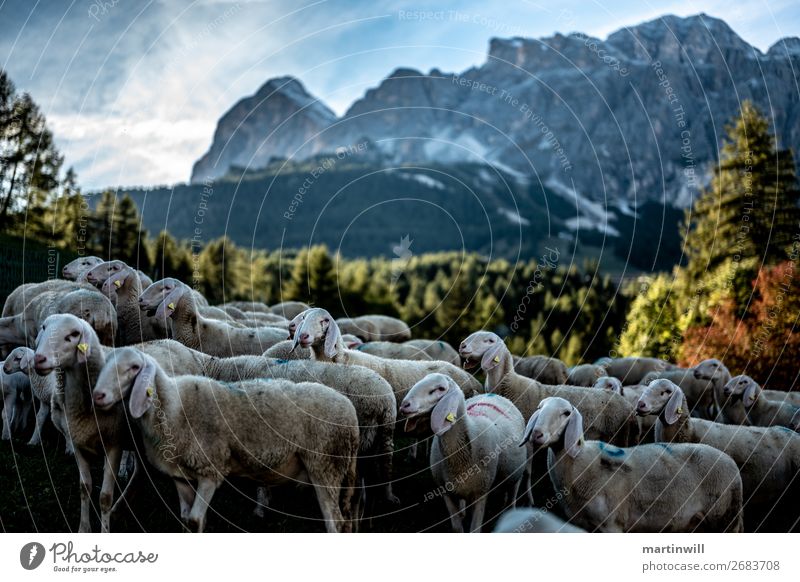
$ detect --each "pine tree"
[198,237,238,304]
[284,245,338,311]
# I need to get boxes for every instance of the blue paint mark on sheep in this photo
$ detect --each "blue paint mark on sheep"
[656,443,674,454]
[598,442,625,457]
[274,359,289,365]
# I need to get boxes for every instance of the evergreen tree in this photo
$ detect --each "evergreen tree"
[198,237,238,304]
[284,245,339,312]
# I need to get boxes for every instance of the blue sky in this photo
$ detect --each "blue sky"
[1,0,798,189]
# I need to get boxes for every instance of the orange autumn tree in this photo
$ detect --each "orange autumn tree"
[681,260,800,388]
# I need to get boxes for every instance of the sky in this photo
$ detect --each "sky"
[1,0,798,189]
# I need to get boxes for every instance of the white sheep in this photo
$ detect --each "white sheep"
[0,363,31,440]
[356,341,432,361]
[567,363,606,387]
[493,508,586,533]
[269,301,310,320]
[593,376,655,443]
[336,315,411,342]
[139,278,288,356]
[521,396,744,532]
[399,373,527,533]
[85,259,152,291]
[642,358,730,419]
[62,256,104,281]
[512,355,569,385]
[92,347,360,533]
[637,379,800,530]
[719,375,799,429]
[403,339,460,364]
[293,308,481,410]
[460,332,637,445]
[600,356,677,385]
[262,340,311,360]
[2,279,93,318]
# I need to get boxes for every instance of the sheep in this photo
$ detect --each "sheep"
[198,354,398,506]
[637,379,800,530]
[336,315,411,342]
[792,409,800,432]
[139,278,288,357]
[513,355,569,385]
[342,334,364,349]
[592,376,655,443]
[3,347,65,447]
[262,340,311,360]
[404,339,460,365]
[0,288,117,347]
[269,301,310,320]
[762,389,800,406]
[62,256,104,281]
[2,279,95,318]
[642,358,730,420]
[459,332,636,446]
[719,375,799,429]
[399,373,527,533]
[1,364,31,440]
[293,308,481,411]
[84,259,152,291]
[225,300,271,313]
[493,508,586,533]
[92,347,359,533]
[356,341,432,361]
[600,356,677,385]
[567,364,606,387]
[89,264,169,344]
[520,396,743,532]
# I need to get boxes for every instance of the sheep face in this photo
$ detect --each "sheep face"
[3,347,33,375]
[287,311,307,339]
[636,379,684,424]
[459,330,503,370]
[722,375,760,407]
[33,314,95,375]
[62,256,103,280]
[85,260,126,286]
[693,358,729,385]
[92,347,146,410]
[294,308,336,353]
[521,397,583,457]
[139,278,183,316]
[400,373,460,435]
[593,375,623,394]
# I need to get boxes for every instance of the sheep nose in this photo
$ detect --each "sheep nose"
[532,429,544,443]
[34,354,47,365]
[300,333,309,341]
[636,401,648,411]
[94,391,107,404]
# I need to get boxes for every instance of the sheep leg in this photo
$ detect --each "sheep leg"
[2,392,16,440]
[74,449,93,533]
[15,394,32,434]
[377,428,399,505]
[187,478,219,533]
[253,486,270,519]
[469,496,488,533]
[99,447,123,533]
[311,481,345,533]
[406,440,419,462]
[443,495,464,533]
[27,397,49,446]
[173,479,197,529]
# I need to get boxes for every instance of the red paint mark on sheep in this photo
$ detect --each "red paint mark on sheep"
[467,401,511,419]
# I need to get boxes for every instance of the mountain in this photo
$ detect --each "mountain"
[190,13,800,213]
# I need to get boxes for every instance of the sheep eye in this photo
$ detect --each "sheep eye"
[69,330,80,338]
[563,411,570,416]
[130,364,140,372]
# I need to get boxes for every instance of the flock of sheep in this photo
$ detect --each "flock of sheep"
[1,255,799,533]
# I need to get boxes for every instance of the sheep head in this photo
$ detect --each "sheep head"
[693,358,730,386]
[139,278,186,319]
[520,397,584,458]
[723,375,761,408]
[3,347,34,375]
[593,375,623,395]
[459,331,507,372]
[93,347,155,416]
[62,256,103,280]
[33,313,97,374]
[636,379,685,424]
[287,311,307,339]
[293,308,340,358]
[85,259,128,286]
[400,373,462,436]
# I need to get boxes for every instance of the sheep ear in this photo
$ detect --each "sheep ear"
[481,342,505,370]
[519,410,541,446]
[664,388,684,425]
[743,382,760,407]
[430,385,462,436]
[155,285,185,319]
[129,356,157,419]
[324,318,341,359]
[76,319,95,364]
[19,349,33,370]
[564,407,584,458]
[101,268,130,300]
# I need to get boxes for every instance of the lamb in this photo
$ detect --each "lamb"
[600,356,677,385]
[92,347,359,533]
[460,332,637,445]
[198,354,398,505]
[567,364,606,387]
[1,364,31,440]
[139,278,288,357]
[399,373,527,533]
[493,508,586,533]
[3,347,65,447]
[642,358,730,420]
[336,315,412,342]
[404,339,460,364]
[719,375,799,429]
[356,341,432,361]
[293,308,481,410]
[513,355,569,384]
[262,340,311,360]
[520,396,743,532]
[62,256,104,281]
[269,301,310,320]
[637,379,800,529]
[0,288,117,347]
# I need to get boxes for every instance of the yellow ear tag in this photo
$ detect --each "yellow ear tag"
[146,386,154,398]
[445,413,456,423]
[77,343,89,353]
[493,356,500,363]
[677,407,683,414]
[114,280,122,288]
[167,302,175,310]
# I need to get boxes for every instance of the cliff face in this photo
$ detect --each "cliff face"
[190,13,800,209]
